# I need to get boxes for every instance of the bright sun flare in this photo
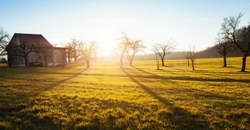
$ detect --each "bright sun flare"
[97,32,118,57]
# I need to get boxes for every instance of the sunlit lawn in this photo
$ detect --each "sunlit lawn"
[0,57,250,130]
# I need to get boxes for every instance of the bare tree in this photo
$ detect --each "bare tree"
[19,40,36,67]
[90,41,97,62]
[187,46,196,71]
[80,41,97,68]
[119,34,144,66]
[221,13,250,72]
[119,34,130,67]
[0,28,9,56]
[154,41,175,66]
[237,25,250,72]
[153,46,160,70]
[126,40,144,66]
[67,39,80,62]
[185,51,191,67]
[215,39,232,67]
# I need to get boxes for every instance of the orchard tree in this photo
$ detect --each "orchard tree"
[237,25,250,71]
[153,46,160,70]
[215,39,232,67]
[187,46,196,71]
[67,39,81,62]
[154,41,175,66]
[185,51,191,67]
[119,34,130,67]
[80,41,97,68]
[0,28,9,56]
[126,40,144,66]
[119,34,144,66]
[221,13,250,72]
[19,40,36,67]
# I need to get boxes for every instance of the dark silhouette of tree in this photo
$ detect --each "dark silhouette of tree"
[119,34,130,67]
[0,28,9,56]
[185,51,191,67]
[67,39,80,62]
[187,46,196,71]
[221,13,250,72]
[215,39,232,67]
[19,40,36,67]
[237,24,250,72]
[119,34,144,66]
[126,40,144,66]
[154,42,175,66]
[153,46,160,70]
[80,41,96,68]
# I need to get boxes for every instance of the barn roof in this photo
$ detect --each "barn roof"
[6,33,54,50]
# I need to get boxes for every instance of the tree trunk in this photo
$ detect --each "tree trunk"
[24,56,28,67]
[120,53,124,67]
[187,59,190,67]
[155,54,160,70]
[161,58,165,66]
[241,54,247,72]
[120,49,126,67]
[74,50,77,62]
[129,52,136,66]
[68,51,71,63]
[86,60,90,68]
[191,59,195,71]
[223,55,227,67]
[129,59,133,66]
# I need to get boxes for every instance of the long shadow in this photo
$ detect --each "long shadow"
[37,72,250,83]
[2,69,250,85]
[3,62,249,84]
[0,67,88,118]
[134,67,250,83]
[0,62,85,78]
[128,66,250,129]
[134,67,159,76]
[121,67,211,130]
[166,66,250,85]
[131,67,246,100]
[34,68,88,92]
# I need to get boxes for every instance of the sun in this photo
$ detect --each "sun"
[95,30,119,57]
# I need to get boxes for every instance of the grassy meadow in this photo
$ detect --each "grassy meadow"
[0,57,250,130]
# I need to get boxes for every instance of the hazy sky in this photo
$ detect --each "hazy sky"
[1,0,250,56]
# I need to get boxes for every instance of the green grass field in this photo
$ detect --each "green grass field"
[0,57,250,130]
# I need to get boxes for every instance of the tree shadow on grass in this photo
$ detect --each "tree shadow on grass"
[133,66,250,84]
[0,67,89,119]
[0,62,85,78]
[2,64,250,84]
[127,67,250,128]
[134,67,159,76]
[121,67,212,130]
[132,67,247,100]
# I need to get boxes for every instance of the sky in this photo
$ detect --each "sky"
[0,0,250,56]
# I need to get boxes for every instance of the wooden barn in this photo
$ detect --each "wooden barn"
[6,33,67,67]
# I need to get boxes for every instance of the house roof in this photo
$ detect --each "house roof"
[6,33,54,50]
